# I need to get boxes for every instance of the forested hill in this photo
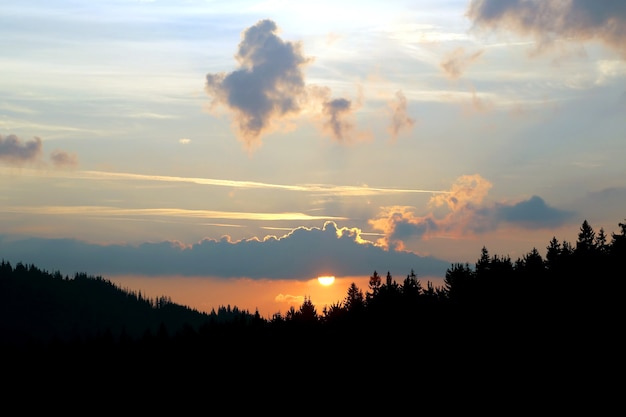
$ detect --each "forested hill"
[0,263,260,349]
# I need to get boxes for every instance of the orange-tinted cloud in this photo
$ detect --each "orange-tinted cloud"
[467,0,626,58]
[370,174,493,249]
[274,293,304,306]
[429,173,492,210]
[369,174,573,249]
[387,90,415,141]
[440,47,484,79]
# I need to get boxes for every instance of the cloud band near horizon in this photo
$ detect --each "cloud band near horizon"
[0,221,451,281]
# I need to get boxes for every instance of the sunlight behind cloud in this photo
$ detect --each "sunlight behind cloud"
[317,276,335,286]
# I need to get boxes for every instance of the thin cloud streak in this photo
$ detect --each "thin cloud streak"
[1,205,347,222]
[76,170,450,196]
[1,167,449,196]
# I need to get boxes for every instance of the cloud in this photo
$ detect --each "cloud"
[308,85,365,143]
[469,88,493,112]
[368,206,438,251]
[493,195,574,228]
[0,134,42,165]
[429,174,493,211]
[274,293,304,306]
[369,174,573,248]
[7,205,345,222]
[387,91,415,141]
[205,20,364,148]
[6,168,447,197]
[370,174,494,248]
[467,0,626,58]
[322,98,353,141]
[0,221,451,280]
[205,19,312,150]
[0,133,79,169]
[440,47,484,79]
[50,150,79,168]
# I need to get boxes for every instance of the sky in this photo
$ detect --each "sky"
[1,0,625,318]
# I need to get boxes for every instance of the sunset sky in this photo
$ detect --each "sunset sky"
[1,0,625,318]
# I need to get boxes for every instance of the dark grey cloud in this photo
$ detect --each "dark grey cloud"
[0,221,451,281]
[461,195,573,232]
[307,85,364,142]
[205,19,311,149]
[0,134,42,165]
[205,20,365,147]
[494,195,574,228]
[0,133,79,168]
[586,186,626,202]
[390,217,438,243]
[467,0,626,57]
[322,98,353,141]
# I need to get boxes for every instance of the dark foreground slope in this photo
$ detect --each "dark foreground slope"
[0,262,221,348]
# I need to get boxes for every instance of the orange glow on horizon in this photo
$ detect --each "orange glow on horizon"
[105,274,446,319]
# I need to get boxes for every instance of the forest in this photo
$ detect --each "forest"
[1,218,623,380]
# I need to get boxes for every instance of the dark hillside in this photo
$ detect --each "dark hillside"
[0,261,257,350]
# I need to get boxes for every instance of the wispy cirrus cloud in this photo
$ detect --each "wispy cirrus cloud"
[3,167,448,197]
[1,205,346,222]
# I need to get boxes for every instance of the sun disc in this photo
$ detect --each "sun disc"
[317,276,335,286]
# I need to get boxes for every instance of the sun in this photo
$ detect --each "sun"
[317,276,335,286]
